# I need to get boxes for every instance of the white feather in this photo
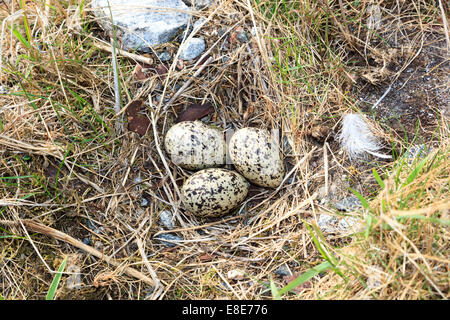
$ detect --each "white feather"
[337,114,391,160]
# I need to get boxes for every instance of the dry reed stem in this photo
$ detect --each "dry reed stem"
[0,219,156,287]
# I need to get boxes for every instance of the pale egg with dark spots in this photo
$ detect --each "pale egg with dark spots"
[164,121,226,170]
[181,168,249,218]
[229,127,284,188]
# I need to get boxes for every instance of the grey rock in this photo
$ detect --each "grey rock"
[65,265,82,290]
[82,237,92,246]
[91,0,191,52]
[159,209,175,229]
[317,213,362,235]
[333,196,362,212]
[158,51,172,62]
[274,265,290,277]
[154,233,183,247]
[180,18,203,39]
[405,144,432,161]
[193,18,205,31]
[141,197,149,207]
[237,30,249,43]
[179,37,206,60]
[0,85,7,94]
[182,0,214,9]
[317,214,339,234]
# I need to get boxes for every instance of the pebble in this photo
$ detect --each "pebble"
[141,197,149,207]
[227,269,245,280]
[65,265,82,290]
[82,237,92,246]
[157,51,172,62]
[183,0,214,8]
[193,18,205,31]
[154,233,183,247]
[0,85,7,94]
[405,144,432,162]
[317,213,361,235]
[333,196,362,212]
[179,37,206,60]
[86,219,104,234]
[159,210,175,230]
[274,265,290,277]
[236,29,249,43]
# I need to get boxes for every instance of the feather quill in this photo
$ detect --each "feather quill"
[337,114,391,160]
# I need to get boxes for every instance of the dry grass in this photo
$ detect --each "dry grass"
[0,0,448,300]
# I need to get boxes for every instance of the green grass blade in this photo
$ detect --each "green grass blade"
[403,157,427,187]
[396,215,450,226]
[278,261,333,296]
[9,25,31,49]
[372,168,385,189]
[19,0,33,46]
[270,278,281,300]
[348,188,369,210]
[46,256,67,300]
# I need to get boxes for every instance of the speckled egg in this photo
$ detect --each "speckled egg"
[164,121,226,170]
[229,127,284,188]
[181,168,249,218]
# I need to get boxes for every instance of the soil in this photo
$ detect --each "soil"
[313,30,449,215]
[353,32,449,145]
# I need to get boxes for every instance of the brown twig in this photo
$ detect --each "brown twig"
[0,219,156,287]
[93,38,153,65]
[163,56,214,111]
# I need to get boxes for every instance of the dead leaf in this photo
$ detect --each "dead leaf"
[175,103,214,123]
[229,29,238,47]
[93,272,116,288]
[282,275,312,293]
[125,100,143,117]
[176,59,184,70]
[155,64,169,80]
[134,63,152,80]
[127,115,150,136]
[199,254,214,262]
[227,269,245,280]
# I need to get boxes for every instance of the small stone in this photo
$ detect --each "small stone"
[333,196,362,212]
[176,59,185,70]
[82,237,92,246]
[227,269,245,280]
[157,51,172,62]
[274,265,290,277]
[154,233,183,247]
[318,213,363,235]
[365,266,385,290]
[236,28,249,43]
[66,265,82,290]
[174,82,182,91]
[0,85,7,94]
[159,210,175,230]
[179,37,206,60]
[405,144,432,162]
[182,0,213,9]
[317,214,339,234]
[193,18,205,31]
[367,4,382,30]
